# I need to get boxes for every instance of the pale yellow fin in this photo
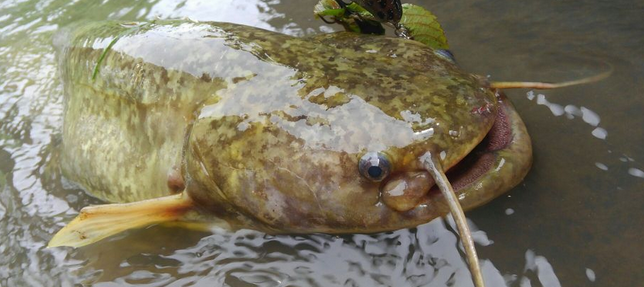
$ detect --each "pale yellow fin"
[421,152,486,287]
[48,193,194,248]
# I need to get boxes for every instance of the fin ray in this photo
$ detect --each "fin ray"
[48,193,193,248]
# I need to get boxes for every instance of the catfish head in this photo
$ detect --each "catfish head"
[184,33,502,234]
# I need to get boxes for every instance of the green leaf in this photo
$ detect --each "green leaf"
[314,0,373,19]
[314,0,340,13]
[313,1,447,44]
[345,3,374,18]
[399,4,449,49]
[314,0,343,17]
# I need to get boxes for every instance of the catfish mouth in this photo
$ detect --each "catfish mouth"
[381,94,531,212]
[435,96,513,194]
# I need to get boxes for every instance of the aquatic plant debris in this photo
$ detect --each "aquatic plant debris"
[92,36,121,80]
[314,0,448,49]
[92,22,154,81]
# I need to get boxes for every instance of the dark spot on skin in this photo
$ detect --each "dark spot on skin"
[160,68,169,83]
[387,10,395,20]
[210,120,219,130]
[378,0,387,9]
[269,111,307,123]
[74,230,87,240]
[200,73,212,82]
[232,76,246,84]
[377,11,386,20]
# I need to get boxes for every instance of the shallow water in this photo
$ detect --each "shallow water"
[1,0,642,286]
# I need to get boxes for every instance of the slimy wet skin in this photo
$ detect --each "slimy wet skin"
[49,20,531,248]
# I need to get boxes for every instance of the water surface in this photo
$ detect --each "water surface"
[1,0,642,286]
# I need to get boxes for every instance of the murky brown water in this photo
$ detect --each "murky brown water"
[1,0,643,286]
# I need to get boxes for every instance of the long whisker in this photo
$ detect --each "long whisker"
[489,64,612,90]
[421,152,486,287]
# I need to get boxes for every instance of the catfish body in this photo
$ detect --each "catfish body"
[55,20,530,236]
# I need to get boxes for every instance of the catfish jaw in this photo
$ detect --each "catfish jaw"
[398,92,532,220]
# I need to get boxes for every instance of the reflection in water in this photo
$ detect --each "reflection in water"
[522,250,560,287]
[527,91,609,140]
[628,168,644,179]
[526,89,644,182]
[585,268,596,283]
[65,218,559,286]
[1,0,643,286]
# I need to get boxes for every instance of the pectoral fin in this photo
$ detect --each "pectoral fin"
[48,193,194,248]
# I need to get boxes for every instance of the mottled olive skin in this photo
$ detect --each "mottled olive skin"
[57,20,528,234]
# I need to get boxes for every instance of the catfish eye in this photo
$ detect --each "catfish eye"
[359,152,391,182]
[435,49,456,63]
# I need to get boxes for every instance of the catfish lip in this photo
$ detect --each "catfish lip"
[432,97,513,194]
